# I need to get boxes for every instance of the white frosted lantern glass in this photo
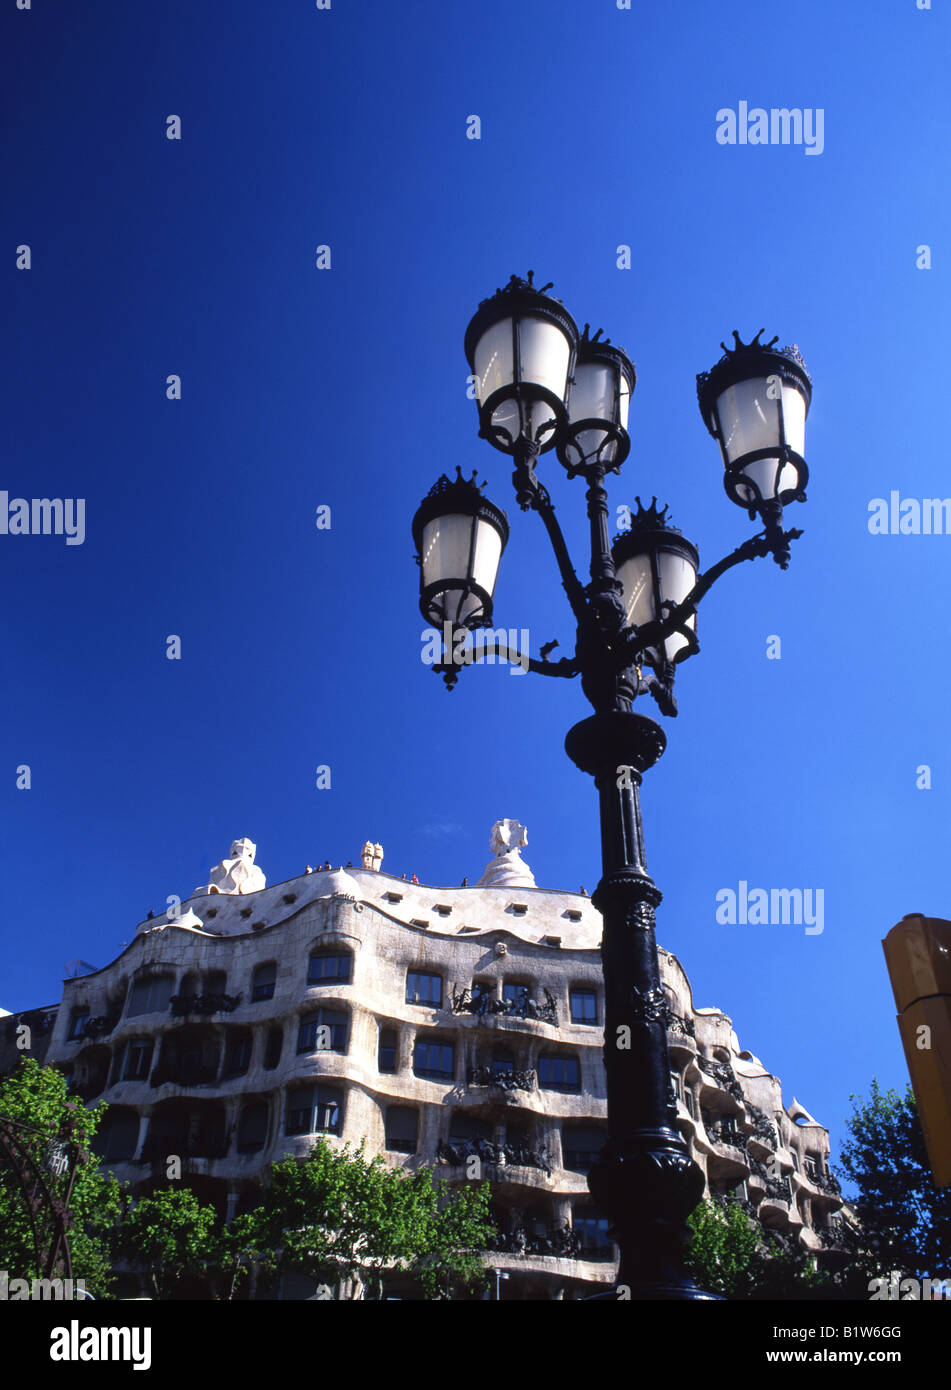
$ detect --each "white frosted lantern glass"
[568,362,614,425]
[471,519,503,597]
[716,378,779,464]
[656,550,698,662]
[618,373,631,431]
[616,552,655,630]
[567,362,618,463]
[519,315,571,398]
[473,318,514,404]
[421,515,472,589]
[781,382,806,456]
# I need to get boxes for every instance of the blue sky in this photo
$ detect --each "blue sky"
[2,0,948,1181]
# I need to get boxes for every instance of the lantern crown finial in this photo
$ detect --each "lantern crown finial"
[629,496,682,536]
[425,466,487,500]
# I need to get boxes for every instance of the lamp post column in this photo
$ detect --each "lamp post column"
[565,709,712,1299]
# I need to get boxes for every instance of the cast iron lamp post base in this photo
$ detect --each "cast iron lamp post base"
[566,710,719,1300]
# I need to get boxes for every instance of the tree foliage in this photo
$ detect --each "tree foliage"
[837,1079,951,1280]
[0,1058,122,1292]
[685,1198,833,1300]
[117,1186,220,1299]
[236,1139,495,1298]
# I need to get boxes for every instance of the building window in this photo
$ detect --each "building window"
[385,1106,418,1155]
[237,1101,268,1154]
[573,1207,613,1260]
[251,962,277,1002]
[538,1053,581,1092]
[413,1037,454,1081]
[449,1113,492,1144]
[120,1038,153,1082]
[378,1026,397,1073]
[286,1086,342,1137]
[569,989,598,1025]
[562,1125,606,1173]
[126,975,174,1017]
[492,1049,514,1075]
[307,952,352,985]
[67,1008,90,1041]
[670,1070,682,1102]
[223,1032,252,1076]
[406,971,442,1007]
[93,1108,139,1163]
[263,1026,282,1071]
[297,1008,348,1054]
[502,981,529,1009]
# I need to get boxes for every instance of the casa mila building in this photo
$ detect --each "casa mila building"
[1,823,845,1299]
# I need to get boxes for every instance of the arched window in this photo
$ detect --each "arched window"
[251,962,277,1002]
[126,974,174,1017]
[307,951,352,985]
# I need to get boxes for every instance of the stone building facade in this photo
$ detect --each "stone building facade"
[0,828,844,1298]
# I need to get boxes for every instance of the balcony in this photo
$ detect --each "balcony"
[437,1137,552,1174]
[78,1014,120,1041]
[697,1056,744,1104]
[150,1059,218,1088]
[169,992,241,1017]
[486,1225,585,1259]
[451,985,558,1025]
[468,1065,537,1094]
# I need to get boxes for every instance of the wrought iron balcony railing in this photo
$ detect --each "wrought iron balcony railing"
[667,1013,696,1040]
[468,1065,537,1093]
[79,1014,120,1041]
[437,1138,552,1174]
[169,992,241,1016]
[485,1224,585,1259]
[697,1056,744,1102]
[149,1059,219,1088]
[450,986,558,1025]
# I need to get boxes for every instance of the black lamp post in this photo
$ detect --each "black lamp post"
[411,272,812,1300]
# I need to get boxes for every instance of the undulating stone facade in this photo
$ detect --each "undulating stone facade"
[0,827,844,1298]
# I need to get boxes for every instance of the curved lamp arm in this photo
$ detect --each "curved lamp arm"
[434,639,579,691]
[615,524,804,671]
[511,440,589,627]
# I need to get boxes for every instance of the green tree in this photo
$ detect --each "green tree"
[685,1196,761,1297]
[0,1058,122,1293]
[837,1079,951,1281]
[685,1198,834,1300]
[239,1139,494,1299]
[117,1186,220,1299]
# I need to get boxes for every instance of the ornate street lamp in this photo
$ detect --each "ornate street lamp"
[411,274,813,1299]
[464,270,578,456]
[412,469,509,632]
[696,329,811,568]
